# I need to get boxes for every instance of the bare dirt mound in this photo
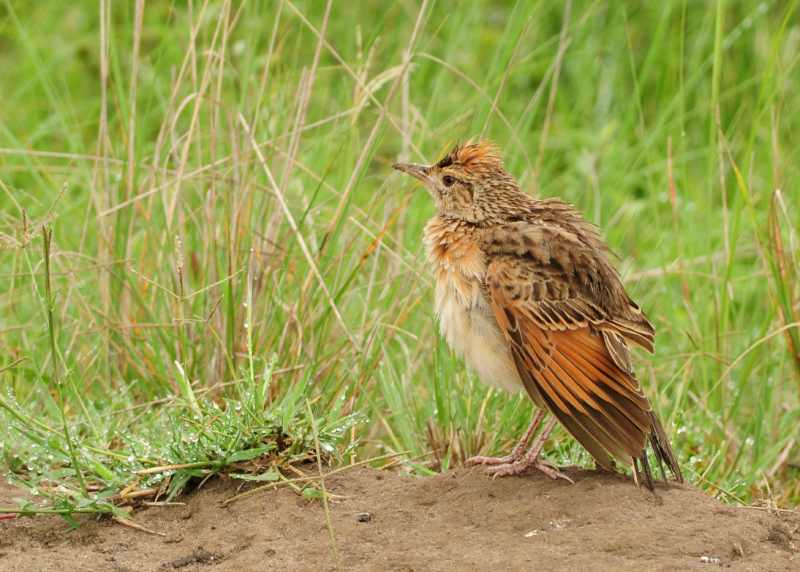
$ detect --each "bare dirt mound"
[1,467,798,571]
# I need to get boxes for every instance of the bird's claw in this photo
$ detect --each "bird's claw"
[465,454,516,467]
[532,461,574,483]
[484,460,574,483]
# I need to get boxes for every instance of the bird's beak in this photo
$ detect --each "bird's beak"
[392,162,433,186]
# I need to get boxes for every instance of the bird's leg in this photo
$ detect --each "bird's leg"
[466,410,545,467]
[485,417,574,483]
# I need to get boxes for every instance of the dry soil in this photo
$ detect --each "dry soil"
[1,467,798,571]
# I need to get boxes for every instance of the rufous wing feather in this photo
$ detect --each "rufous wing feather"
[486,254,683,486]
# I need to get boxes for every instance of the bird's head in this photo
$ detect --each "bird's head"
[393,141,526,223]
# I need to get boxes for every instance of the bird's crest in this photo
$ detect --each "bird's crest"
[438,140,503,172]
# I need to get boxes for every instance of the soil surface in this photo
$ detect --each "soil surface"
[1,467,798,571]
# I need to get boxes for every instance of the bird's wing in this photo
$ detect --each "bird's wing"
[482,221,665,473]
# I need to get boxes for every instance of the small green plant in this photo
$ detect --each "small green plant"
[1,335,364,523]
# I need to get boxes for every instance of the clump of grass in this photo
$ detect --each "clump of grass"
[1,349,364,524]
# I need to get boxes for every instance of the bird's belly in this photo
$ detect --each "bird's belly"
[435,285,523,393]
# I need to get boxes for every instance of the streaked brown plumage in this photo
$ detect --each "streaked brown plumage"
[393,141,682,488]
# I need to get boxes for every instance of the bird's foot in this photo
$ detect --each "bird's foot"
[485,459,574,483]
[466,411,548,468]
[531,460,574,483]
[465,454,517,467]
[465,413,573,482]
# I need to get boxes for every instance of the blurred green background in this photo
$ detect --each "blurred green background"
[1,0,798,511]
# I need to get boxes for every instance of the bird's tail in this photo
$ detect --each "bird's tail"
[633,411,683,490]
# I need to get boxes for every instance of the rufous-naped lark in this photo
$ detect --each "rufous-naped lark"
[394,141,682,488]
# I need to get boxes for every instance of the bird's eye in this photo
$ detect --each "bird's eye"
[442,175,455,187]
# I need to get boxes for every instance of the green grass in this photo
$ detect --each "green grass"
[1,0,799,521]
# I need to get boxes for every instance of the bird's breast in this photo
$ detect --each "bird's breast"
[424,218,523,393]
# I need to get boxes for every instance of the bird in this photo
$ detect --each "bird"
[393,141,683,489]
